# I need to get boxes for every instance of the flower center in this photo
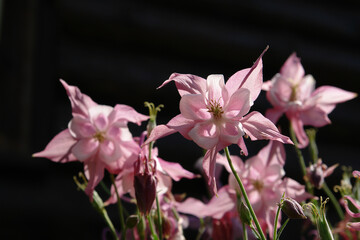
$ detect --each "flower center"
[93,132,106,143]
[252,179,264,192]
[207,99,224,120]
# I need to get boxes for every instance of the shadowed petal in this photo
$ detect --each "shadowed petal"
[84,159,105,201]
[110,104,149,125]
[224,88,251,119]
[159,73,207,96]
[72,138,99,161]
[280,53,304,84]
[289,117,308,148]
[144,124,178,145]
[158,158,197,181]
[188,122,219,149]
[241,111,293,144]
[33,129,77,163]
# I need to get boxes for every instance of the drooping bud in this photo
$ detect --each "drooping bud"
[134,155,157,216]
[280,197,307,219]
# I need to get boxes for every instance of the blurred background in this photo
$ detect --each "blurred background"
[0,0,359,239]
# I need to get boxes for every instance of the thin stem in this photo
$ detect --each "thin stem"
[110,174,126,240]
[155,194,163,240]
[224,147,266,240]
[242,221,248,240]
[322,182,344,220]
[273,204,282,240]
[147,214,159,240]
[195,218,206,240]
[289,124,313,194]
[276,218,289,240]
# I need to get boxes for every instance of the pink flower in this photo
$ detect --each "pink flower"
[145,49,292,194]
[262,53,357,148]
[33,80,149,199]
[178,141,311,238]
[105,133,197,205]
[341,195,360,231]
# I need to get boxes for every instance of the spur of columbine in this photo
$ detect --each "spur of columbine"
[33,80,149,199]
[145,48,292,194]
[262,53,357,148]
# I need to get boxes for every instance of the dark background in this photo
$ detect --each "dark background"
[0,0,359,239]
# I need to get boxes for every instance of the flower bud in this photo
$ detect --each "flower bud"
[281,197,306,219]
[239,201,252,225]
[134,155,157,216]
[125,215,139,229]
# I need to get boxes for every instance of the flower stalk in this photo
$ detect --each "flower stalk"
[110,173,126,240]
[224,147,266,240]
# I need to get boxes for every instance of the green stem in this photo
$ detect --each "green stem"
[147,214,159,240]
[224,147,266,240]
[322,182,344,220]
[155,194,163,240]
[273,203,282,240]
[242,221,248,240]
[110,174,126,240]
[289,124,314,194]
[195,218,206,240]
[276,218,289,240]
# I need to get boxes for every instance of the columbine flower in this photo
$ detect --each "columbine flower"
[33,80,149,199]
[145,48,292,194]
[262,53,357,148]
[306,159,338,189]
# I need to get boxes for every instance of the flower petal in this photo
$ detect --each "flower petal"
[224,88,251,119]
[144,124,178,145]
[157,158,197,181]
[241,111,293,144]
[206,74,228,105]
[179,94,210,120]
[72,138,99,161]
[68,117,96,139]
[227,47,267,103]
[159,73,207,96]
[33,129,77,163]
[289,117,308,148]
[84,159,105,201]
[202,147,218,195]
[110,104,149,126]
[188,122,219,149]
[60,79,97,118]
[279,53,304,84]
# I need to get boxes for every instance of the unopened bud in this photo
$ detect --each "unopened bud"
[126,215,139,229]
[239,201,252,225]
[134,156,157,216]
[281,197,306,219]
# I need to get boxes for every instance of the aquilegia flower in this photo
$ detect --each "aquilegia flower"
[145,49,292,194]
[33,80,149,199]
[262,53,357,148]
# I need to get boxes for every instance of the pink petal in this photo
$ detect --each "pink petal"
[224,88,251,119]
[188,122,219,149]
[298,75,316,101]
[241,111,293,144]
[166,114,196,139]
[311,85,357,114]
[179,94,210,120]
[206,75,228,105]
[33,129,77,163]
[202,147,218,195]
[99,139,122,165]
[159,73,207,96]
[289,117,308,148]
[93,113,108,131]
[237,137,248,156]
[299,106,331,127]
[353,170,360,178]
[280,53,304,84]
[84,159,105,201]
[282,178,312,203]
[144,124,178,145]
[158,158,197,181]
[347,222,360,231]
[343,196,360,218]
[265,108,284,124]
[258,141,286,167]
[216,153,244,174]
[261,80,272,91]
[72,138,99,161]
[227,47,268,103]
[177,186,235,219]
[60,79,97,118]
[219,121,245,146]
[110,104,149,125]
[68,117,96,138]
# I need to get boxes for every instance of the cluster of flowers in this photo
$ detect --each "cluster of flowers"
[34,49,358,240]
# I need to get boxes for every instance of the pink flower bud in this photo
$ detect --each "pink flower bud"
[281,197,306,219]
[134,155,157,216]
